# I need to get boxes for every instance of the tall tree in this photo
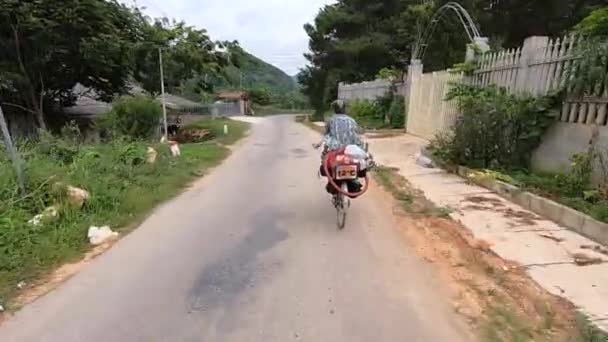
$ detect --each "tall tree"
[0,0,140,130]
[481,0,606,48]
[132,17,231,95]
[300,0,604,113]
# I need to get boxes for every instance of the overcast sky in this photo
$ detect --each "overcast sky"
[123,0,335,75]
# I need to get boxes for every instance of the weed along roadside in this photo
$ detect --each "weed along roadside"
[0,116,250,313]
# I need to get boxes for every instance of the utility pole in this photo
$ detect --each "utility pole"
[159,48,168,138]
[0,104,26,194]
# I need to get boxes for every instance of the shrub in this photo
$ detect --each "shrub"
[430,84,560,169]
[348,99,379,118]
[575,6,608,38]
[388,95,406,128]
[345,89,405,129]
[348,99,385,129]
[98,95,162,139]
[37,122,82,164]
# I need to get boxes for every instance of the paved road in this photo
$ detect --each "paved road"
[0,116,470,342]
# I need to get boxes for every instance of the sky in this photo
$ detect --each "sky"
[123,0,335,76]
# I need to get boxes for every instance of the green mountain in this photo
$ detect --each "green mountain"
[225,51,297,94]
[179,47,308,109]
[218,49,308,109]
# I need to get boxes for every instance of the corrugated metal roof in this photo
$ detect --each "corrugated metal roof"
[66,84,204,117]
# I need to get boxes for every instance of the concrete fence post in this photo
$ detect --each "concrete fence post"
[405,60,423,131]
[514,36,549,94]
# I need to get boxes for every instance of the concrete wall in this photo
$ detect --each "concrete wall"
[338,80,405,102]
[532,122,608,176]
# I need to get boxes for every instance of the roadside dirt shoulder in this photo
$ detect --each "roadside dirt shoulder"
[373,167,603,342]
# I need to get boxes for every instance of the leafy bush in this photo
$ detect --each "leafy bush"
[564,152,594,196]
[575,6,608,38]
[388,95,406,128]
[347,99,386,129]
[569,7,608,97]
[37,122,82,164]
[345,89,405,129]
[376,67,401,81]
[98,95,162,139]
[377,90,395,117]
[348,99,380,118]
[430,84,560,169]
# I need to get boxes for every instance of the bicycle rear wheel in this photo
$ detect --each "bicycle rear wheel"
[336,183,349,230]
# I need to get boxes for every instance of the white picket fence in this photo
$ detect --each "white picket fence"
[406,67,463,140]
[473,35,608,126]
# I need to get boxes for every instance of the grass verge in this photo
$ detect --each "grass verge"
[504,170,608,224]
[295,114,325,134]
[372,166,607,342]
[185,117,250,146]
[374,166,452,217]
[423,157,608,225]
[0,119,249,309]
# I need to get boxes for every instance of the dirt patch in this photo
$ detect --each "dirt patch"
[539,234,565,243]
[464,195,505,207]
[463,195,540,226]
[581,244,608,257]
[373,168,593,342]
[174,128,214,143]
[502,208,540,226]
[571,253,604,267]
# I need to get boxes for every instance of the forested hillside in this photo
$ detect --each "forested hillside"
[206,48,308,109]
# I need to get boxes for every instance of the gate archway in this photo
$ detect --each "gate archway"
[412,2,486,62]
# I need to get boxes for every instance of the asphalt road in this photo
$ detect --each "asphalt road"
[0,116,470,342]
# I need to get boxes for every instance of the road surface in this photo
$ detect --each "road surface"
[0,116,470,341]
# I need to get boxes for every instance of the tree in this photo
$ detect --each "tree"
[575,5,608,38]
[300,0,604,114]
[248,88,272,106]
[132,18,230,95]
[480,0,605,48]
[0,0,140,130]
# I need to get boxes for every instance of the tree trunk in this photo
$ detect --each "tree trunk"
[33,107,46,130]
[12,25,47,131]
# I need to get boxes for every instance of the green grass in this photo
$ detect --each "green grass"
[372,165,456,217]
[573,313,608,342]
[490,170,608,224]
[184,117,250,146]
[352,115,389,130]
[0,120,249,308]
[480,304,534,342]
[296,115,326,134]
